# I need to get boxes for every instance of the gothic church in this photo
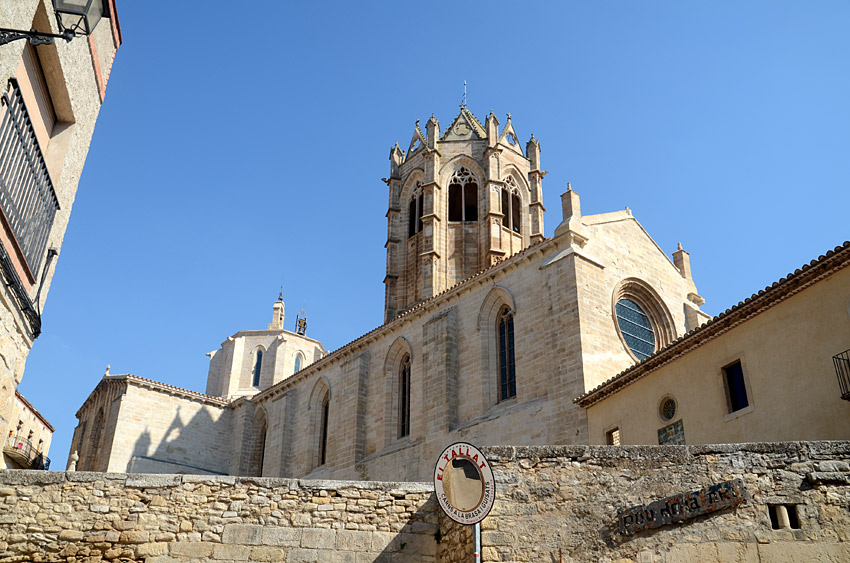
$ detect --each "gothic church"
[70,106,709,481]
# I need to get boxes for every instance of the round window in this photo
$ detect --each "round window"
[660,398,677,422]
[615,298,656,360]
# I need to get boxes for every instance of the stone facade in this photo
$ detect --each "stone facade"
[0,0,122,460]
[578,242,850,446]
[3,441,850,562]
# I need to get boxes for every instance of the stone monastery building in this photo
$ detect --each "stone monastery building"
[70,106,848,481]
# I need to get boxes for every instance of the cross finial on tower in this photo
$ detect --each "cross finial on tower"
[460,80,467,108]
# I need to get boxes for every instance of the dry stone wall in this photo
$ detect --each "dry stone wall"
[468,442,850,562]
[0,471,439,562]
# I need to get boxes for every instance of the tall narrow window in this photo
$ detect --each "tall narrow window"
[293,353,302,374]
[448,167,478,222]
[723,361,749,413]
[511,192,521,234]
[407,181,424,237]
[498,307,517,401]
[399,355,411,438]
[319,393,330,466]
[500,177,522,234]
[252,350,263,387]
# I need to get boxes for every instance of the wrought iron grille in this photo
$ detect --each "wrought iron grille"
[833,349,850,401]
[3,434,50,470]
[0,77,60,277]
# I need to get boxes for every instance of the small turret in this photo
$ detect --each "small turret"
[268,289,285,330]
[554,183,589,247]
[673,243,692,280]
[526,134,541,171]
[426,114,439,149]
[485,110,499,146]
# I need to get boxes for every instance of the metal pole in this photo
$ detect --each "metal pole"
[473,521,481,561]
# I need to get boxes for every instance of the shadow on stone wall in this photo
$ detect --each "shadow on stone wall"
[126,406,230,475]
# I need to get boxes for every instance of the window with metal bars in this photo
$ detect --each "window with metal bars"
[398,355,411,438]
[0,77,60,277]
[615,298,656,360]
[498,307,516,401]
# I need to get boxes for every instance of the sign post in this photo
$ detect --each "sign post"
[433,442,496,562]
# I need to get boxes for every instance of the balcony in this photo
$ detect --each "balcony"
[3,434,50,470]
[834,349,850,401]
[0,77,60,279]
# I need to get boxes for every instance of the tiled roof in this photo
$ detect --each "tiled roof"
[574,240,850,408]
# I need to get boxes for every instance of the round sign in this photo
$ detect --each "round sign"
[433,442,496,525]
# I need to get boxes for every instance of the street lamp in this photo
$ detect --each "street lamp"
[0,0,106,46]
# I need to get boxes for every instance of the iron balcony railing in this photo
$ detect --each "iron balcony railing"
[3,434,50,470]
[834,349,850,401]
[0,77,60,278]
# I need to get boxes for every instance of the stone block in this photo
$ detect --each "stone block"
[262,527,301,547]
[118,530,149,544]
[126,474,182,488]
[397,533,436,557]
[249,546,287,561]
[58,530,84,541]
[135,542,168,558]
[170,541,215,558]
[300,528,335,549]
[335,530,371,552]
[212,543,252,560]
[223,524,264,545]
[283,548,317,562]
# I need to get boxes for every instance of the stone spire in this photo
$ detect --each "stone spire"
[269,288,285,330]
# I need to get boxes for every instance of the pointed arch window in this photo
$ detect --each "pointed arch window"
[497,307,517,401]
[448,167,478,222]
[319,392,330,466]
[408,181,424,237]
[294,353,303,374]
[252,349,263,387]
[501,177,521,234]
[398,355,411,438]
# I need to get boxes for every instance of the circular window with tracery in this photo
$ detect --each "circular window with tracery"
[612,278,676,362]
[660,397,677,422]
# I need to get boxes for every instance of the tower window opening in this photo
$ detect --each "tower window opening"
[294,353,303,374]
[501,177,521,234]
[448,167,478,223]
[407,182,424,237]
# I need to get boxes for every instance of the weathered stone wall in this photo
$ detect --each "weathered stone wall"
[0,471,439,562]
[3,442,850,562]
[466,442,850,562]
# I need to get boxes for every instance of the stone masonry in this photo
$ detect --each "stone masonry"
[3,442,850,562]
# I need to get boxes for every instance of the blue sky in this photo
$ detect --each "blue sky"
[20,1,850,468]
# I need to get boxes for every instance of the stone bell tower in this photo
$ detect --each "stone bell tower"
[383,105,545,322]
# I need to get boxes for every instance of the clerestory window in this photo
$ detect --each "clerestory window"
[252,349,263,386]
[319,393,330,466]
[448,167,478,222]
[497,306,517,401]
[398,355,411,438]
